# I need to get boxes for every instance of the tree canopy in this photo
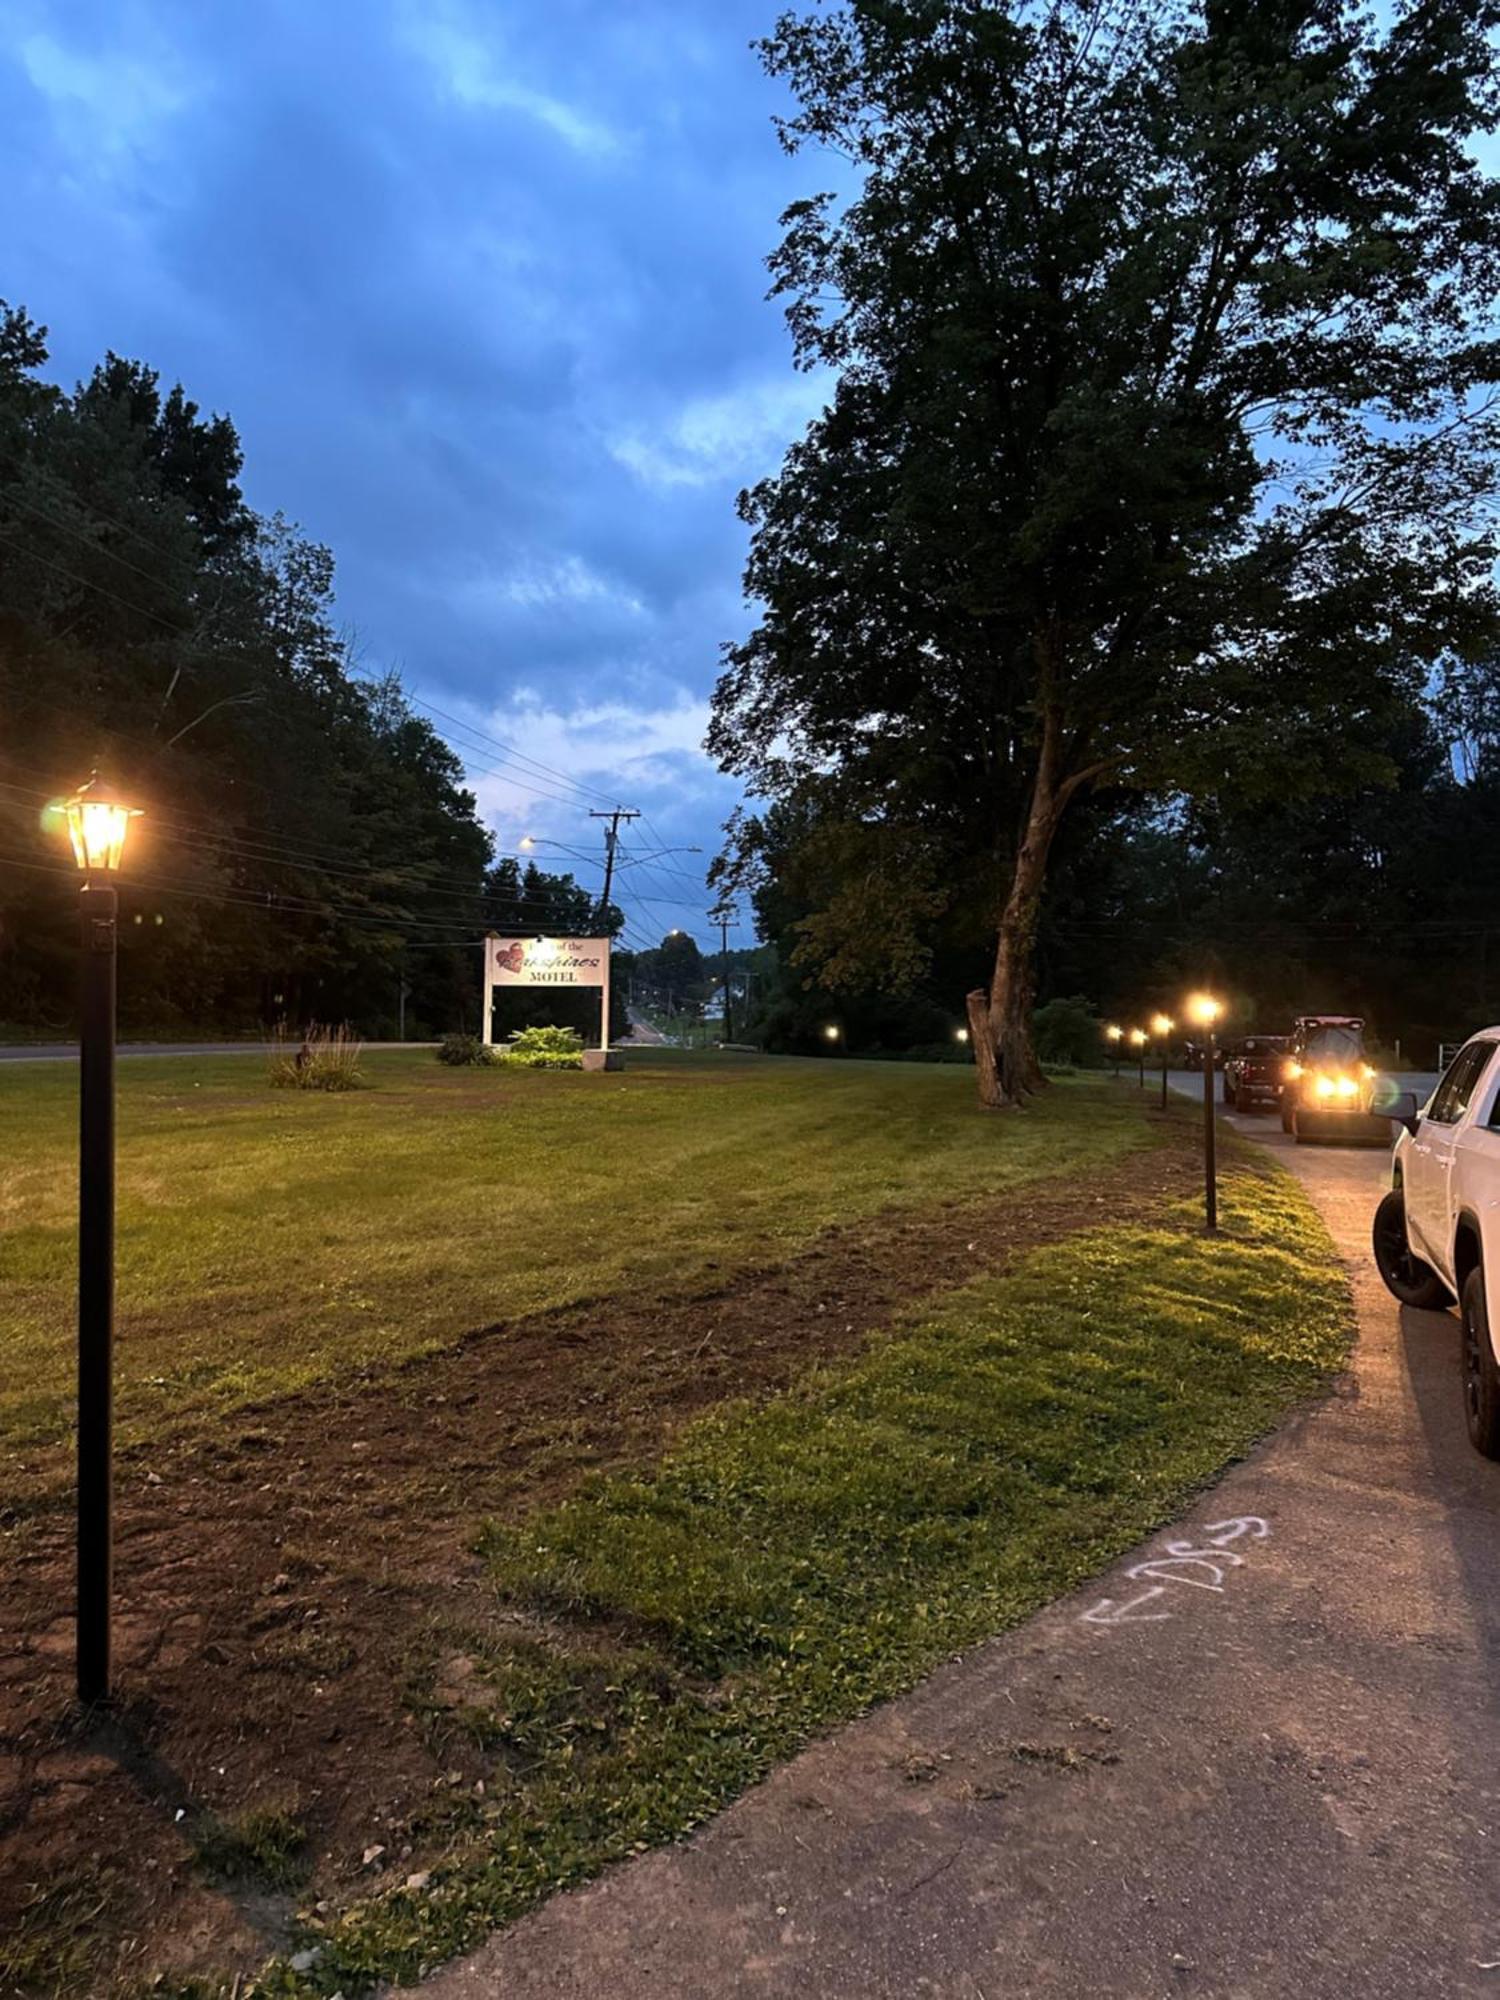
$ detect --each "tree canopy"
[0,304,608,1039]
[712,0,1500,1102]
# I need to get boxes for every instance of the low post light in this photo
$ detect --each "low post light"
[58,773,141,1705]
[1185,992,1223,1234]
[1105,1023,1124,1077]
[1129,1026,1148,1088]
[1151,1012,1175,1112]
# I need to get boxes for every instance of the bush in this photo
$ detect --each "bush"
[1032,995,1104,1069]
[437,1033,495,1067]
[266,1021,364,1091]
[502,1024,585,1070]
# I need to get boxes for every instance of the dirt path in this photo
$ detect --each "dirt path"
[0,1130,1194,1994]
[415,1102,1500,1999]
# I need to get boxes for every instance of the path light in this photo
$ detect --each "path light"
[1105,1023,1124,1076]
[1185,992,1223,1234]
[1128,1026,1148,1089]
[955,1026,969,1043]
[823,1023,842,1051]
[56,772,141,1704]
[1151,1012,1175,1112]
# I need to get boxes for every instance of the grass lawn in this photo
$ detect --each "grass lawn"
[0,1058,1351,2000]
[228,1154,1349,1998]
[0,1047,1150,1474]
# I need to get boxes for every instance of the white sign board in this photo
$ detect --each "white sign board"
[482,935,612,1051]
[486,937,609,988]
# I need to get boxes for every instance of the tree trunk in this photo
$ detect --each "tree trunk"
[973,707,1066,1108]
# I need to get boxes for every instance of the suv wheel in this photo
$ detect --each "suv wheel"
[1372,1190,1451,1309]
[1462,1267,1500,1459]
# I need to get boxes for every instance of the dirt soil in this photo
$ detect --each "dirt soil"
[0,1113,1196,1996]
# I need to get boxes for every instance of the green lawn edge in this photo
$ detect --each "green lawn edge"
[200,1152,1350,2000]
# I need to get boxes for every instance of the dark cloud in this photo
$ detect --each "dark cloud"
[2,0,829,943]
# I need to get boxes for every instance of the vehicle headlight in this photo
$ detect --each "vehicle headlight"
[1335,1074,1358,1098]
[1285,1060,1303,1080]
[1314,1073,1335,1099]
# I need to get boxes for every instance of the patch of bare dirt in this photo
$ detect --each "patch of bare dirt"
[0,1110,1198,1995]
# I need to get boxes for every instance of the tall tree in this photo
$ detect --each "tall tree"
[711,0,1500,1104]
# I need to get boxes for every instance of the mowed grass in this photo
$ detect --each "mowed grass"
[0,1048,1151,1470]
[224,1160,1349,1998]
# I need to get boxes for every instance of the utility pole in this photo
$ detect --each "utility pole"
[711,908,739,1043]
[589,807,640,922]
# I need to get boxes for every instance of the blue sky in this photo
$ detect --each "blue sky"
[2,0,833,949]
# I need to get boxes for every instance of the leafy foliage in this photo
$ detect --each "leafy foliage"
[437,1033,496,1067]
[713,0,1500,1101]
[501,1024,585,1070]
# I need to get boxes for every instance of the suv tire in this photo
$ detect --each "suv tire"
[1235,1086,1254,1113]
[1462,1266,1500,1459]
[1372,1190,1451,1309]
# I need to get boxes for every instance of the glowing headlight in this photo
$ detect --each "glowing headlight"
[1314,1074,1335,1099]
[1285,1060,1303,1080]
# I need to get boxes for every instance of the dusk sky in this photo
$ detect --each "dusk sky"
[1,0,837,950]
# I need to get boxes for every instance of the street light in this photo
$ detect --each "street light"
[1105,1023,1124,1077]
[58,773,141,1704]
[1185,992,1223,1234]
[823,1023,842,1052]
[1129,1026,1148,1088]
[1151,1012,1175,1112]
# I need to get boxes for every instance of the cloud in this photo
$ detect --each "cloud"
[0,0,815,943]
[403,10,623,156]
[609,371,833,490]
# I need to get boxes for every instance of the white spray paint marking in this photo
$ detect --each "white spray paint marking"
[1080,1517,1270,1628]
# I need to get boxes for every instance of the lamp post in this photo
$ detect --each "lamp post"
[1151,1013,1175,1112]
[1186,993,1223,1235]
[823,1023,842,1055]
[1105,1024,1124,1077]
[58,773,141,1705]
[1129,1026,1148,1088]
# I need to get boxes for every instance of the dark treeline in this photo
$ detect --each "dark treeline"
[737,700,1500,1068]
[0,304,619,1040]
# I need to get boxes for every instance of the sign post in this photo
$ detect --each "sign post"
[483,935,617,1068]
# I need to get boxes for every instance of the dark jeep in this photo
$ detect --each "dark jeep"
[1222,1034,1288,1112]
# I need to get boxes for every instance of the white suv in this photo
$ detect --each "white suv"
[1373,1030,1500,1456]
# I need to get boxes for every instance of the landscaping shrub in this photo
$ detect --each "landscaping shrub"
[266,1022,364,1091]
[501,1025,585,1071]
[437,1033,495,1067]
[1032,995,1104,1068]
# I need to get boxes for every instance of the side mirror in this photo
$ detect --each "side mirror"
[1378,1089,1420,1135]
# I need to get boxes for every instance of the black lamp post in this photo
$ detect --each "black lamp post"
[59,773,140,1705]
[1151,1013,1175,1112]
[1129,1027,1147,1088]
[1187,993,1223,1235]
[1105,1024,1123,1076]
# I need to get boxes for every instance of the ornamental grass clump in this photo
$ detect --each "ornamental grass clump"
[266,1021,364,1092]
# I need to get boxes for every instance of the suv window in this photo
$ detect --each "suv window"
[1428,1042,1496,1126]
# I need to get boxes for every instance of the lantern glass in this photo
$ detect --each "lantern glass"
[1151,1013,1174,1038]
[1186,992,1222,1029]
[62,777,140,875]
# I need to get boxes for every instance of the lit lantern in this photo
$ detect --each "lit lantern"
[62,772,141,877]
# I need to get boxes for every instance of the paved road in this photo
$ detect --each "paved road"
[417,1071,1500,2000]
[0,1041,439,1063]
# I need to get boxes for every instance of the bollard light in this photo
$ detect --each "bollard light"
[1151,1012,1174,1112]
[56,773,142,1705]
[1129,1026,1148,1089]
[1185,993,1223,1233]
